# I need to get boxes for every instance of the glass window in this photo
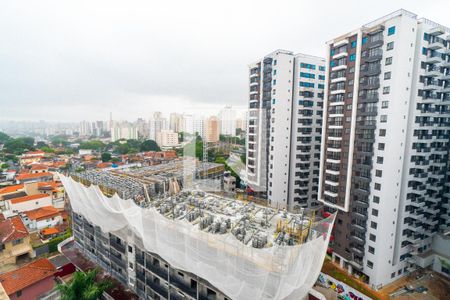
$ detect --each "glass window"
[351,41,357,48]
[387,42,394,50]
[362,37,368,45]
[385,57,393,65]
[388,26,396,36]
[349,54,356,61]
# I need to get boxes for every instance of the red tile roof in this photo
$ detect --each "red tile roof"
[0,258,55,295]
[0,184,24,195]
[24,206,60,221]
[0,216,29,243]
[40,227,59,236]
[30,164,48,171]
[38,181,62,192]
[9,193,50,204]
[23,150,45,156]
[15,172,53,181]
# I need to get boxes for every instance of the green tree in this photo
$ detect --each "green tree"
[0,132,11,143]
[4,137,35,154]
[116,144,130,155]
[101,152,112,162]
[57,269,113,300]
[41,147,55,153]
[111,157,120,163]
[139,139,160,152]
[79,140,105,151]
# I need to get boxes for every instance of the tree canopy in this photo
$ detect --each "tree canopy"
[57,269,113,300]
[140,139,160,152]
[79,140,105,151]
[101,152,112,162]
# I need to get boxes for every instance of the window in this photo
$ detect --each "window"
[319,66,326,71]
[273,59,277,66]
[371,221,377,229]
[382,101,389,108]
[383,86,390,94]
[387,42,394,50]
[129,262,134,269]
[319,75,325,80]
[388,26,396,36]
[16,290,22,297]
[384,72,391,80]
[362,37,368,45]
[12,238,23,246]
[380,115,387,122]
[369,246,375,254]
[378,143,385,150]
[373,196,380,203]
[349,54,356,61]
[372,208,379,216]
[391,272,395,278]
[273,70,277,75]
[351,41,357,48]
[422,47,427,55]
[300,72,315,79]
[385,57,393,65]
[349,66,355,73]
[379,129,386,136]
[369,234,376,242]
[377,156,384,164]
[376,170,383,177]
[367,260,373,269]
[128,245,133,253]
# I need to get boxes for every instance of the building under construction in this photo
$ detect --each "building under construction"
[61,164,335,300]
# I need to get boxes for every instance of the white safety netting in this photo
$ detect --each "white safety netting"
[60,175,335,300]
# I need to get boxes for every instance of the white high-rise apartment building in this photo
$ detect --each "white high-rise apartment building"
[246,50,325,210]
[219,106,236,136]
[319,9,450,288]
[156,130,179,147]
[169,113,183,133]
[149,112,168,140]
[110,121,138,142]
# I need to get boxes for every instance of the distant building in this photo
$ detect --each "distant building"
[169,113,183,133]
[219,106,236,136]
[5,193,53,214]
[223,172,236,192]
[0,215,33,266]
[15,172,54,184]
[156,130,179,147]
[149,112,168,140]
[110,121,138,142]
[205,116,220,142]
[0,258,56,300]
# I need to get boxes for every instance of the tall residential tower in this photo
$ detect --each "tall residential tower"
[246,50,325,210]
[319,9,450,288]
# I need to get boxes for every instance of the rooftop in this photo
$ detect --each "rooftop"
[10,193,50,204]
[15,172,54,181]
[0,184,24,195]
[0,258,55,295]
[24,206,60,221]
[0,216,29,243]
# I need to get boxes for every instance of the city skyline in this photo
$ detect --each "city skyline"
[1,1,449,121]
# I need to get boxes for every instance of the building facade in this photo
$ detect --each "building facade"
[318,9,450,288]
[156,130,179,147]
[219,106,236,136]
[72,213,231,300]
[246,50,325,210]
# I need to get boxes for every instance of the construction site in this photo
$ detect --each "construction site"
[61,161,336,300]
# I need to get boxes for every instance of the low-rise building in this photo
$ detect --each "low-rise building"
[223,172,236,192]
[156,130,179,147]
[22,206,62,232]
[15,172,54,184]
[0,258,56,300]
[0,215,33,265]
[5,194,53,214]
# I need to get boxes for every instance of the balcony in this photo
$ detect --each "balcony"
[360,78,380,90]
[429,27,446,36]
[324,190,338,198]
[333,51,348,60]
[147,279,169,298]
[441,60,450,68]
[425,68,441,77]
[331,64,347,72]
[428,41,443,50]
[110,239,126,253]
[170,276,197,299]
[426,55,442,64]
[110,253,126,269]
[147,263,169,279]
[350,235,365,245]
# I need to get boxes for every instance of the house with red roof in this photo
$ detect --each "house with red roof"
[5,193,53,214]
[0,258,56,300]
[15,172,54,184]
[0,215,33,265]
[22,206,63,231]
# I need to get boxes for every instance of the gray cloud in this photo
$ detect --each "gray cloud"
[0,0,448,121]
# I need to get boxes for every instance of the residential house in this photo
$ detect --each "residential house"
[0,258,56,300]
[0,215,33,265]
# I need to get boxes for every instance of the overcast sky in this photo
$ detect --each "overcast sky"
[0,0,448,122]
